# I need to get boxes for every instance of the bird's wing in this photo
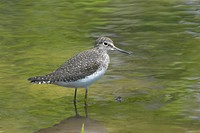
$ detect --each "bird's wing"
[28,49,102,84]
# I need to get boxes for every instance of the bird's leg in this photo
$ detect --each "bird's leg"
[74,88,77,104]
[74,88,78,116]
[84,87,88,117]
[84,87,88,106]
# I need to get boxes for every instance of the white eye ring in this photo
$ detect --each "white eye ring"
[103,42,108,45]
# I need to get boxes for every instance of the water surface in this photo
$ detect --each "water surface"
[0,0,200,133]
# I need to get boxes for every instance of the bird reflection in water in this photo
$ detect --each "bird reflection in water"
[35,101,107,133]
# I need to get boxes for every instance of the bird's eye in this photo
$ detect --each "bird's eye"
[103,42,108,45]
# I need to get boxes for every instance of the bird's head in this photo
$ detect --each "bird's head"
[94,37,130,54]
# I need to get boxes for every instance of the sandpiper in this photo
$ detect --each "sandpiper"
[28,37,130,104]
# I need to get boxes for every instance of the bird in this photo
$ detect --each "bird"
[28,37,130,104]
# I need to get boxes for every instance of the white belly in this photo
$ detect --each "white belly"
[54,68,106,88]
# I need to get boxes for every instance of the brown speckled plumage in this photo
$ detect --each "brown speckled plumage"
[28,48,109,84]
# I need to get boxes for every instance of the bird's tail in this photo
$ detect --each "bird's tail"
[28,76,52,84]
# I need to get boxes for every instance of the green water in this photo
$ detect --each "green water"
[0,0,200,133]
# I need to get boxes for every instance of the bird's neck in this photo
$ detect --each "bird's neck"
[94,46,108,54]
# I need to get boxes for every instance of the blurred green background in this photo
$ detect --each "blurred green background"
[0,0,200,132]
